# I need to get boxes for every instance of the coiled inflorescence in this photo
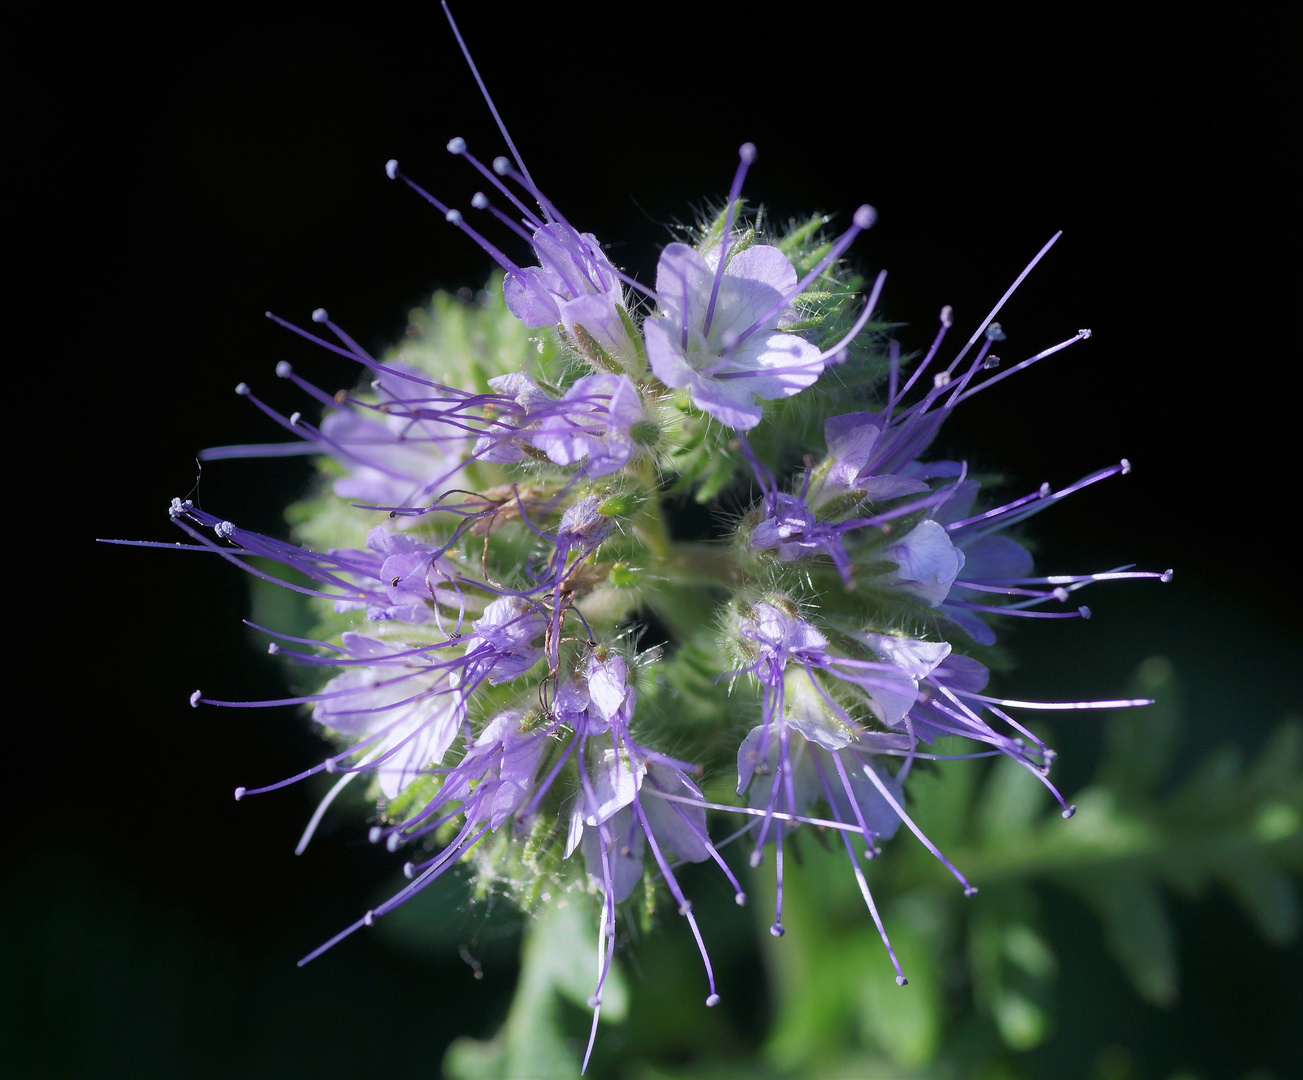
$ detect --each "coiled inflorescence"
[112,9,1170,1073]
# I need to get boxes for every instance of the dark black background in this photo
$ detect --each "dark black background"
[12,4,1299,1078]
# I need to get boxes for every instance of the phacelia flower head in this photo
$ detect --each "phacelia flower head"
[106,9,1174,1074]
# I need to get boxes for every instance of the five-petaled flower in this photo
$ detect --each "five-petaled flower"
[644,242,827,430]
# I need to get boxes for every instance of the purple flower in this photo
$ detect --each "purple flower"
[743,423,943,589]
[388,708,552,847]
[555,495,615,553]
[164,501,475,628]
[335,645,745,1071]
[735,599,923,741]
[312,633,468,800]
[644,242,827,430]
[816,412,932,505]
[750,493,819,558]
[330,525,464,624]
[294,705,557,968]
[503,223,636,362]
[472,372,554,463]
[554,649,743,1046]
[878,518,966,606]
[928,464,1157,645]
[122,41,1174,1054]
[315,361,472,509]
[747,480,865,585]
[734,599,1084,819]
[730,600,924,974]
[464,595,547,683]
[532,373,646,476]
[470,371,651,477]
[736,706,905,849]
[737,599,833,679]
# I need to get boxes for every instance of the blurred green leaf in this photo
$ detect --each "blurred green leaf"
[1071,874,1178,1007]
[891,660,1303,1017]
[978,756,1050,842]
[967,897,1057,1052]
[1217,860,1299,945]
[444,896,624,1080]
[757,836,945,1073]
[991,988,1049,1051]
[1163,745,1245,824]
[1097,655,1181,802]
[856,920,942,1068]
[1001,922,1057,980]
[1245,720,1302,797]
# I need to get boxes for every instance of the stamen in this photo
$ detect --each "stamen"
[961,692,1155,711]
[449,136,543,228]
[702,142,757,337]
[854,749,977,894]
[894,307,954,406]
[946,231,1062,375]
[951,327,1093,406]
[838,824,908,984]
[634,799,719,1007]
[384,161,524,275]
[440,1,541,206]
[469,190,537,245]
[296,759,372,855]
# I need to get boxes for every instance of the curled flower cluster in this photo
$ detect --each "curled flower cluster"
[117,15,1170,1072]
